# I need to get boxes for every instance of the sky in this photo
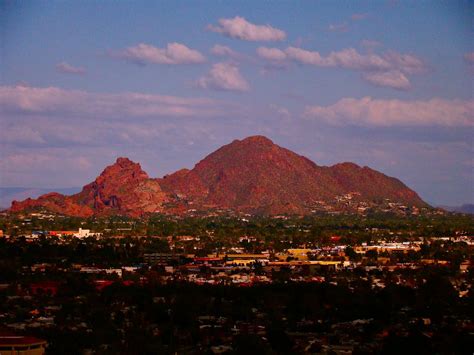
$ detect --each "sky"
[0,1,473,206]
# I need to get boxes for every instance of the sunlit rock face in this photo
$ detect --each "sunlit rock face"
[10,136,427,216]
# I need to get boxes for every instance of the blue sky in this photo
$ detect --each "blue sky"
[0,1,473,206]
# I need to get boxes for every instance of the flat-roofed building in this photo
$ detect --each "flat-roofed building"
[0,331,47,355]
[144,253,184,264]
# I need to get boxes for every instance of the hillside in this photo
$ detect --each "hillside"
[9,136,428,216]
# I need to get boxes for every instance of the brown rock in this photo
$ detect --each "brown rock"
[9,137,428,216]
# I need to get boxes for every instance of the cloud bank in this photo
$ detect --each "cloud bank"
[304,97,474,127]
[362,71,410,90]
[114,42,206,65]
[56,62,86,75]
[257,47,287,61]
[196,63,250,92]
[210,45,238,58]
[257,46,425,89]
[0,85,226,118]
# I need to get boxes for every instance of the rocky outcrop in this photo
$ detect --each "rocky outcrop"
[10,136,428,216]
[11,157,169,217]
[159,136,427,214]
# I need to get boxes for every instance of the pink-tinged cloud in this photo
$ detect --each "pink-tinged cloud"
[304,97,474,127]
[56,62,86,75]
[0,85,228,118]
[382,51,425,74]
[464,52,474,64]
[362,71,411,90]
[207,16,286,41]
[286,47,396,71]
[114,42,206,65]
[258,46,426,89]
[256,47,287,61]
[279,46,425,73]
[196,63,250,92]
[256,47,289,73]
[209,44,250,63]
[210,44,238,57]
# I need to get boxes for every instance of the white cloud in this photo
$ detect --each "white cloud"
[56,62,86,75]
[257,46,426,89]
[210,44,238,57]
[304,97,474,127]
[256,47,287,61]
[114,42,206,65]
[257,47,289,73]
[382,51,425,74]
[286,47,396,71]
[270,46,425,74]
[0,85,227,118]
[362,71,411,90]
[207,16,286,41]
[196,63,250,92]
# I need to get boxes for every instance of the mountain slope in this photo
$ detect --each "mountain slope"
[328,162,424,206]
[159,136,427,214]
[0,187,81,210]
[10,158,169,217]
[9,136,428,216]
[439,204,474,214]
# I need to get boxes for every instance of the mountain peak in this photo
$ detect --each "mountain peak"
[95,158,149,185]
[9,136,428,216]
[239,135,274,146]
[332,162,361,170]
[114,157,139,168]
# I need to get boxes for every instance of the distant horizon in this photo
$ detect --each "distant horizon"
[1,2,473,206]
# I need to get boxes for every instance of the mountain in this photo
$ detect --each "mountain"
[439,204,474,214]
[159,136,427,214]
[9,136,428,216]
[0,187,81,210]
[10,158,169,217]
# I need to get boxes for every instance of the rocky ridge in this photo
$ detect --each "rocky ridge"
[10,136,428,216]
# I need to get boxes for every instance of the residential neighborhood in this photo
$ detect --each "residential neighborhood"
[0,212,472,353]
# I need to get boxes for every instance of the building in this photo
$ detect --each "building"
[48,230,76,237]
[74,228,102,239]
[0,331,47,355]
[48,228,101,238]
[29,281,60,296]
[144,253,185,264]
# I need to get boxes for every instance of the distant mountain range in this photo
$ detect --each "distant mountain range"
[438,204,474,215]
[8,135,429,216]
[0,187,81,210]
